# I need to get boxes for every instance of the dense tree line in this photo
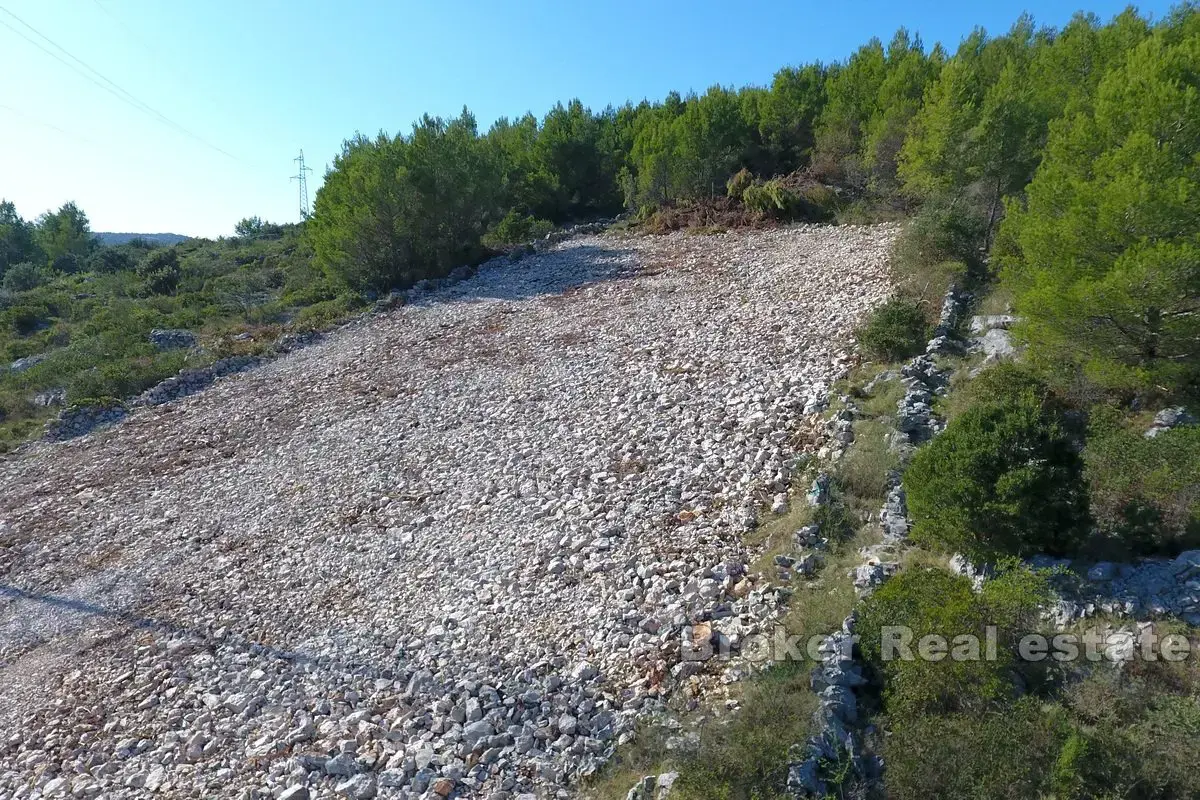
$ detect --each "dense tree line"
[0,200,97,287]
[308,5,1198,402]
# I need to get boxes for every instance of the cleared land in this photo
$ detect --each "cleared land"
[0,225,896,798]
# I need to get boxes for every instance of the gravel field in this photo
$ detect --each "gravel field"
[0,224,897,799]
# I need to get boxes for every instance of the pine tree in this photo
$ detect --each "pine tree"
[999,31,1200,394]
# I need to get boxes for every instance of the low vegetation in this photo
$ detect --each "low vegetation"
[0,215,350,451]
[860,564,1200,800]
[904,390,1092,561]
[1084,407,1200,556]
[856,297,928,361]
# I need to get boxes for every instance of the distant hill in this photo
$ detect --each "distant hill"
[95,232,190,247]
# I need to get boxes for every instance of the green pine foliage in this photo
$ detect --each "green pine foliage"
[904,390,1091,560]
[856,297,929,360]
[998,27,1200,396]
[4,5,1196,471]
[858,565,1049,716]
[308,111,503,292]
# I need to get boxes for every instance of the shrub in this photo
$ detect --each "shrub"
[883,699,1067,800]
[5,302,53,336]
[834,199,909,225]
[52,253,83,274]
[881,627,1200,800]
[137,248,182,295]
[482,210,554,248]
[1084,406,1200,555]
[892,202,979,319]
[904,391,1090,560]
[65,351,188,404]
[796,183,839,220]
[1056,654,1200,799]
[2,262,48,292]
[86,247,135,274]
[858,565,1048,717]
[895,202,986,273]
[943,362,1060,423]
[308,113,502,291]
[724,168,754,200]
[281,271,341,307]
[857,297,928,361]
[292,293,365,331]
[742,178,796,218]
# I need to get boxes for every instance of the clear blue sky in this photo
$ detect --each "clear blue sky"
[0,1,1175,238]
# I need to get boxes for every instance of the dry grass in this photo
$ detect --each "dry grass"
[837,419,900,505]
[745,500,817,577]
[975,284,1015,317]
[858,377,906,419]
[782,524,879,640]
[581,722,674,800]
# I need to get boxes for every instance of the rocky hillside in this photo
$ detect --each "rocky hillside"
[0,225,896,799]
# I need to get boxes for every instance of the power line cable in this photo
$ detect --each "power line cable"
[87,0,290,183]
[0,5,234,159]
[90,0,217,104]
[0,102,104,148]
[0,4,242,162]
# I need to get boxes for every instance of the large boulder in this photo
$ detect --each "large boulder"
[1145,407,1197,439]
[972,327,1017,363]
[9,354,45,373]
[968,314,1018,335]
[149,328,198,350]
[33,388,67,408]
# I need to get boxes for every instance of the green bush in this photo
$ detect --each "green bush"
[858,565,1048,716]
[895,202,986,273]
[2,262,48,292]
[742,178,797,218]
[5,301,55,337]
[796,183,840,220]
[904,391,1090,560]
[725,168,754,200]
[292,293,365,331]
[1084,406,1200,555]
[1056,657,1200,799]
[860,564,1062,799]
[137,248,182,295]
[52,253,83,274]
[308,113,502,291]
[946,363,1052,419]
[857,297,928,361]
[883,699,1068,800]
[881,632,1200,800]
[86,247,135,274]
[65,351,188,405]
[482,210,554,248]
